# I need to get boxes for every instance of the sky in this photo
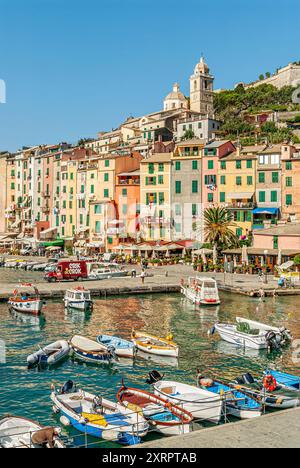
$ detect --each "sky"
[0,0,300,151]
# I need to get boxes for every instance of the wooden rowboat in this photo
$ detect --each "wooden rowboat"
[131,331,179,358]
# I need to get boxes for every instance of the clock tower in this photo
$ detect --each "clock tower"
[190,57,214,117]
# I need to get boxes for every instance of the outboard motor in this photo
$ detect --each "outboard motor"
[265,331,279,352]
[242,373,255,385]
[61,380,74,395]
[38,353,48,369]
[107,345,117,361]
[146,370,164,385]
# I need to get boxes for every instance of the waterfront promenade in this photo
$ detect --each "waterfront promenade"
[0,261,300,301]
[138,407,300,448]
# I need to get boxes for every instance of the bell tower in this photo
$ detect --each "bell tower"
[190,57,214,117]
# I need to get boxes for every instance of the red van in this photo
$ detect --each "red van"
[45,261,88,282]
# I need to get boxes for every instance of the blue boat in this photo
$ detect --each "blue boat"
[198,376,262,419]
[265,369,300,391]
[51,381,149,446]
[96,334,136,358]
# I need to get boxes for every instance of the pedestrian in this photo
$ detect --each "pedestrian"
[141,269,146,284]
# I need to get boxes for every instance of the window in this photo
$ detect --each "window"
[95,221,101,233]
[208,160,214,170]
[10,182,15,189]
[247,160,253,169]
[220,192,225,203]
[286,177,293,187]
[247,176,253,185]
[104,173,109,182]
[236,176,242,186]
[158,163,164,172]
[192,180,198,193]
[158,175,164,184]
[175,204,181,216]
[204,175,217,185]
[79,214,83,225]
[286,161,292,170]
[259,173,265,183]
[236,160,242,169]
[175,181,181,194]
[192,204,198,216]
[94,204,102,214]
[148,163,154,174]
[192,160,198,170]
[286,194,293,206]
[104,189,109,198]
[273,236,278,249]
[122,204,127,215]
[271,191,277,203]
[259,191,266,203]
[80,185,84,193]
[208,193,214,203]
[159,193,164,205]
[175,222,181,233]
[272,172,279,184]
[220,176,226,185]
[175,161,181,171]
[90,185,94,194]
[220,161,226,170]
[105,160,110,167]
[122,188,127,196]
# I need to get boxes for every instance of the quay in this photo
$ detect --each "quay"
[1,263,300,301]
[137,407,300,448]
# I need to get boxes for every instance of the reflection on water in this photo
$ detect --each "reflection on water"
[0,292,300,446]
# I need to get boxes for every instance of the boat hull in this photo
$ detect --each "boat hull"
[64,300,93,311]
[215,324,268,350]
[181,287,220,306]
[8,300,43,316]
[27,340,70,367]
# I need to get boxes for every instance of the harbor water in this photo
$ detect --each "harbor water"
[0,290,299,447]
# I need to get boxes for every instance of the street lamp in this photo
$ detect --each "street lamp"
[264,249,269,284]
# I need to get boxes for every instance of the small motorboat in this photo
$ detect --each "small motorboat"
[197,372,262,419]
[151,373,222,424]
[117,384,193,436]
[51,381,148,445]
[131,331,179,358]
[27,340,70,367]
[8,284,43,316]
[70,335,115,364]
[0,416,65,448]
[64,287,93,311]
[96,334,136,358]
[233,371,300,410]
[181,277,221,306]
[214,317,292,351]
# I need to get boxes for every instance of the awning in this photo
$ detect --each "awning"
[40,227,58,240]
[228,192,254,200]
[40,240,65,247]
[253,208,279,215]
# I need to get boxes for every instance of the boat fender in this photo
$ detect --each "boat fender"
[199,378,214,388]
[263,375,277,392]
[102,429,120,441]
[60,416,71,427]
[53,405,60,414]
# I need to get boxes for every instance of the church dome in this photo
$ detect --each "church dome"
[194,57,210,75]
[164,83,187,102]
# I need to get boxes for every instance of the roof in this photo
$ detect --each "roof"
[259,145,282,155]
[117,170,140,176]
[141,153,172,164]
[254,223,300,237]
[205,140,232,149]
[176,138,206,146]
[221,151,256,161]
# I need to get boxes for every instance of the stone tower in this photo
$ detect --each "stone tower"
[190,57,214,117]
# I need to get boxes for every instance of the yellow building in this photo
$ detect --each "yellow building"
[218,148,257,237]
[140,153,172,241]
[65,159,78,238]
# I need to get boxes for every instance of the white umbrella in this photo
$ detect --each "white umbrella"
[152,250,157,259]
[277,248,282,267]
[213,245,218,265]
[166,249,170,258]
[242,245,249,265]
[234,256,237,268]
[182,248,187,258]
[202,253,207,264]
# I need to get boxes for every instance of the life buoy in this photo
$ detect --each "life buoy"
[263,375,277,392]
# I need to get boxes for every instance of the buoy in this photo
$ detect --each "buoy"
[60,416,70,427]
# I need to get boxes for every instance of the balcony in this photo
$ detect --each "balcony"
[227,202,255,210]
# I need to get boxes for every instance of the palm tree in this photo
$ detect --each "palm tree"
[203,207,239,249]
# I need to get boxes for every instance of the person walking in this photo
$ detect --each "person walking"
[141,269,146,284]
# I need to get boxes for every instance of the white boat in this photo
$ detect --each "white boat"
[131,331,179,358]
[70,335,115,364]
[96,334,136,358]
[27,340,70,367]
[51,382,148,445]
[214,317,292,350]
[8,284,43,316]
[64,287,93,311]
[181,277,221,306]
[0,416,65,448]
[153,380,223,423]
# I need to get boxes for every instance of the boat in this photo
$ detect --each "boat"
[151,373,223,424]
[0,416,65,448]
[233,371,300,410]
[181,277,221,306]
[8,284,43,316]
[70,335,115,364]
[117,384,193,436]
[64,287,93,311]
[96,334,136,358]
[197,373,262,419]
[131,331,179,358]
[51,381,148,445]
[27,340,70,367]
[213,317,292,350]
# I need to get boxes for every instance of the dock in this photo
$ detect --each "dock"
[137,407,300,448]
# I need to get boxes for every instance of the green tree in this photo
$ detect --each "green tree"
[259,74,265,81]
[181,129,195,140]
[203,207,239,249]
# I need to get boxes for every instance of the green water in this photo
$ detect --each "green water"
[0,292,299,447]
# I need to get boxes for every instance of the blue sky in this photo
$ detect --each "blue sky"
[0,0,300,151]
